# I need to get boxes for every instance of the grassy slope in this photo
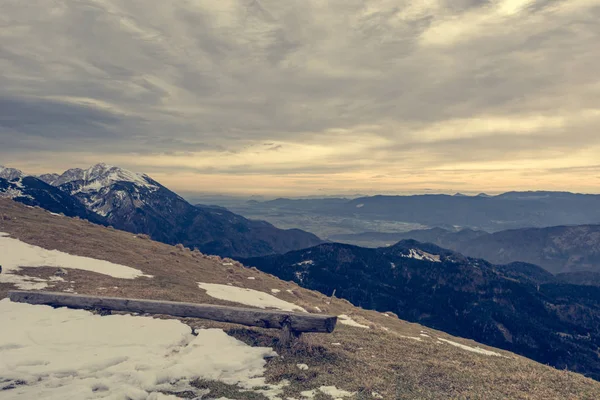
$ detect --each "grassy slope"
[1,198,599,399]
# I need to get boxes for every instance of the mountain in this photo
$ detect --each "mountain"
[333,225,600,274]
[453,225,600,274]
[242,240,600,380]
[556,271,600,287]
[3,199,600,399]
[0,174,105,222]
[330,227,488,248]
[230,192,600,234]
[37,163,323,258]
[0,165,24,181]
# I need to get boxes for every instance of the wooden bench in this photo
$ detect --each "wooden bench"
[9,291,337,340]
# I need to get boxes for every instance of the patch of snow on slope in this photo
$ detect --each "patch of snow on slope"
[319,386,356,398]
[293,260,314,266]
[402,249,441,262]
[0,179,34,201]
[0,274,64,291]
[300,386,355,399]
[198,283,306,312]
[437,338,502,357]
[338,314,370,329]
[0,300,285,399]
[0,234,152,289]
[399,335,422,341]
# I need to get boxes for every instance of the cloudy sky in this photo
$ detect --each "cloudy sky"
[1,0,599,195]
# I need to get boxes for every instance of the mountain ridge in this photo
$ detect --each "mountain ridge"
[231,191,600,233]
[332,225,600,274]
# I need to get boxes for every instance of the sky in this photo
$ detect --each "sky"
[1,0,599,196]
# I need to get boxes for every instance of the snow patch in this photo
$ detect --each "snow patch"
[0,300,285,399]
[198,283,306,312]
[0,274,64,291]
[0,180,34,201]
[437,338,503,357]
[338,314,370,329]
[399,335,422,341]
[0,234,151,289]
[401,249,441,263]
[271,289,281,294]
[293,260,314,266]
[300,386,354,399]
[296,363,309,371]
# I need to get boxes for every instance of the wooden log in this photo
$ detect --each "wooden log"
[8,290,337,333]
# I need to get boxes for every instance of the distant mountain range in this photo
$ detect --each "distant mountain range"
[0,164,322,257]
[233,192,600,232]
[241,240,600,380]
[331,225,600,274]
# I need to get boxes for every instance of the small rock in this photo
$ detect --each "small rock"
[55,268,68,276]
[296,363,309,371]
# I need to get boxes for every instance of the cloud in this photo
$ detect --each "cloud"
[0,0,599,194]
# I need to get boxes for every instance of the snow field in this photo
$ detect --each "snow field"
[0,233,151,290]
[198,282,306,312]
[0,299,284,399]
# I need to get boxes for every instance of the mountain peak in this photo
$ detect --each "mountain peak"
[52,163,157,192]
[0,165,24,181]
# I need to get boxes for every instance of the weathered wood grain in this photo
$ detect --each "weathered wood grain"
[8,290,337,333]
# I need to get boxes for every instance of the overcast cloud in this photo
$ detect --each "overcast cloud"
[1,0,599,195]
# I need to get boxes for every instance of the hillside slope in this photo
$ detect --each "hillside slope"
[242,240,600,380]
[1,198,600,399]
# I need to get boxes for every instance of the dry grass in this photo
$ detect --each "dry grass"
[2,199,600,399]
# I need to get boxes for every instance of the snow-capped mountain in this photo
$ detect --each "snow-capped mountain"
[0,165,24,181]
[0,174,104,221]
[46,163,164,218]
[36,173,60,185]
[34,163,323,257]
